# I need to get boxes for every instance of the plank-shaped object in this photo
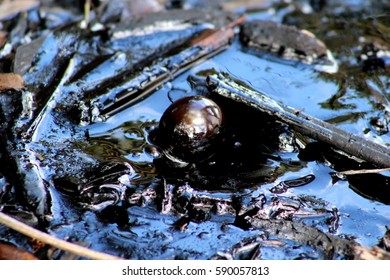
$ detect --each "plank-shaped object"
[207,74,390,168]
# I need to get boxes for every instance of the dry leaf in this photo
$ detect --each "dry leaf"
[0,73,24,90]
[221,0,271,11]
[0,0,39,21]
[354,245,390,260]
[0,243,38,260]
[128,0,164,15]
[0,31,7,49]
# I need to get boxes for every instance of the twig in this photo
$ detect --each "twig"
[336,167,390,176]
[99,14,247,118]
[80,0,91,29]
[0,212,123,260]
[208,74,390,168]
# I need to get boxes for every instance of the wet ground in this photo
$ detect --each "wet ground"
[1,0,390,259]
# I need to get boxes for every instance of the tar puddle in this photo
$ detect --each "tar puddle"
[1,0,390,259]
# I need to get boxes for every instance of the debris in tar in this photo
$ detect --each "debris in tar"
[0,73,24,91]
[0,243,38,260]
[239,20,338,72]
[0,0,39,21]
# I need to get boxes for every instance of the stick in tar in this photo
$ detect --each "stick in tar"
[99,15,247,119]
[207,74,390,168]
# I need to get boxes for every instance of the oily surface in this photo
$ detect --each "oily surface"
[1,0,390,259]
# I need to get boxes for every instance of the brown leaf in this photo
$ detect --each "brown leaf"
[0,0,39,21]
[0,243,38,260]
[128,0,164,16]
[221,0,272,11]
[0,31,7,49]
[354,245,390,260]
[0,73,24,90]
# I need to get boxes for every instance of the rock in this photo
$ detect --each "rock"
[240,20,338,72]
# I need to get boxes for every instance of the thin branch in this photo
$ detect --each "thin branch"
[99,14,247,118]
[208,74,390,168]
[80,0,91,29]
[0,212,123,260]
[336,167,390,176]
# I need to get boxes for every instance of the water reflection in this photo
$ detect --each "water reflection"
[86,119,160,185]
[67,1,390,258]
